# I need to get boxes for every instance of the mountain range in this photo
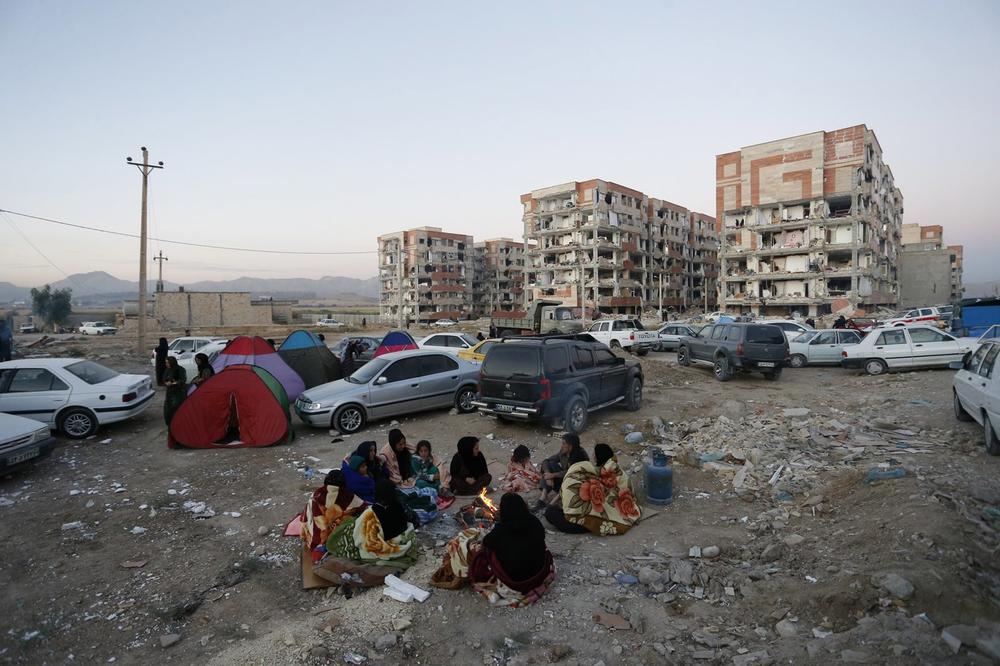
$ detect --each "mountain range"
[0,271,379,304]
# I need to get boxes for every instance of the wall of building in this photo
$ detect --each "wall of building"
[378,227,475,322]
[898,249,954,308]
[154,292,276,327]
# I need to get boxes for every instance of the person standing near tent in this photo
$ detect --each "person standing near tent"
[190,353,215,389]
[341,340,358,378]
[154,337,169,386]
[162,356,187,425]
[0,321,12,362]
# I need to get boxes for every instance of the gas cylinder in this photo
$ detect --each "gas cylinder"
[645,448,673,505]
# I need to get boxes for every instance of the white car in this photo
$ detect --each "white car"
[764,319,814,342]
[840,325,972,376]
[150,337,227,368]
[587,319,656,355]
[19,323,37,334]
[433,319,457,327]
[654,323,698,351]
[0,359,155,439]
[418,332,479,354]
[0,412,56,473]
[883,307,943,328]
[317,319,344,328]
[787,329,863,367]
[79,321,117,335]
[952,340,1000,455]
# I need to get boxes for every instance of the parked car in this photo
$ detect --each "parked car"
[952,340,1000,455]
[763,319,814,342]
[433,319,457,327]
[79,321,117,335]
[0,412,57,473]
[331,336,382,363]
[787,329,863,367]
[654,323,698,352]
[586,319,656,355]
[677,322,789,381]
[0,359,155,438]
[840,325,972,375]
[19,323,37,334]
[317,319,344,328]
[417,332,479,354]
[456,338,499,363]
[473,337,643,433]
[882,307,944,328]
[295,349,479,434]
[150,337,227,367]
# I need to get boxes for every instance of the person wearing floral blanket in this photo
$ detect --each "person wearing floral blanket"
[499,445,541,494]
[545,444,641,535]
[300,470,369,555]
[323,478,419,570]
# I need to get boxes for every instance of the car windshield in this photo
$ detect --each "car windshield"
[792,331,818,343]
[459,334,478,346]
[347,357,389,384]
[65,360,120,384]
[746,325,786,344]
[482,345,540,378]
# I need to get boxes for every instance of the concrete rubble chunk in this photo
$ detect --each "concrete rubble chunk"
[839,649,872,663]
[624,432,644,445]
[774,619,797,638]
[733,651,771,666]
[702,545,720,559]
[669,559,695,586]
[160,634,181,648]
[942,625,979,652]
[783,534,805,547]
[637,567,660,585]
[782,408,810,419]
[374,632,398,651]
[975,638,1000,661]
[875,573,914,600]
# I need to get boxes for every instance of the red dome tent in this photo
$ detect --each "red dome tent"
[212,335,306,400]
[168,365,292,449]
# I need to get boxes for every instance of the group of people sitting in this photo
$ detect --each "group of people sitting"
[298,428,642,608]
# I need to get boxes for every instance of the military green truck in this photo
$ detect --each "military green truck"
[491,299,585,337]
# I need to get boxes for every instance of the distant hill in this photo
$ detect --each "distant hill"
[0,271,379,304]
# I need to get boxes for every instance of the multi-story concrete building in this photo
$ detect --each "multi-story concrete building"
[378,227,474,324]
[472,238,527,315]
[897,223,964,307]
[716,124,904,317]
[520,179,718,317]
[948,245,964,302]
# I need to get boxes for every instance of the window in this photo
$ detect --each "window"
[812,332,838,345]
[7,368,68,392]
[838,331,862,344]
[980,345,999,379]
[65,361,118,385]
[381,357,426,383]
[574,348,594,369]
[594,349,618,366]
[422,355,459,374]
[746,325,785,344]
[776,323,803,333]
[725,327,742,342]
[482,346,540,377]
[876,330,907,346]
[349,358,389,384]
[612,320,629,331]
[908,328,950,344]
[967,344,991,373]
[544,347,570,375]
[424,335,448,347]
[711,326,726,340]
[588,322,603,332]
[457,334,478,347]
[794,331,818,344]
[919,309,934,316]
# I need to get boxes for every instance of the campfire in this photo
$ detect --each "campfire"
[455,489,498,529]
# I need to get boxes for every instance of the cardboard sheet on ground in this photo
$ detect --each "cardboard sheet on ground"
[301,545,335,590]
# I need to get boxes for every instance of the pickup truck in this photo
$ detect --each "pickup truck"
[586,319,656,355]
[492,299,585,337]
[677,322,789,381]
[79,321,118,335]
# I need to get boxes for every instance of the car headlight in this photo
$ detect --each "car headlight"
[32,426,50,443]
[301,402,323,411]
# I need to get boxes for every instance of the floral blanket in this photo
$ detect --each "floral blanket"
[325,507,418,570]
[499,461,541,494]
[560,459,641,535]
[300,484,368,553]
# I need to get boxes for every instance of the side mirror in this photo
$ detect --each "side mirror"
[948,361,964,370]
[375,376,388,385]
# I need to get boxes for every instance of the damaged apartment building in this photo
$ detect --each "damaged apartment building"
[520,179,718,317]
[378,227,474,323]
[716,124,904,317]
[472,238,527,315]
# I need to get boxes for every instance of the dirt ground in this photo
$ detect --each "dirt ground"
[2,331,1000,665]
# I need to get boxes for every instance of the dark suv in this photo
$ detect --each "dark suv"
[677,322,789,381]
[472,337,643,433]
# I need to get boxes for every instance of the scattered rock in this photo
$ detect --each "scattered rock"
[942,625,979,653]
[774,619,797,638]
[257,526,269,537]
[875,573,914,600]
[624,432,644,445]
[309,645,329,660]
[783,534,805,547]
[782,408,811,419]
[548,644,572,662]
[839,649,871,663]
[760,543,784,563]
[669,559,694,586]
[160,634,181,649]
[392,616,412,631]
[976,638,1000,661]
[689,546,702,558]
[701,545,720,559]
[637,567,660,585]
[374,632,398,651]
[61,521,84,531]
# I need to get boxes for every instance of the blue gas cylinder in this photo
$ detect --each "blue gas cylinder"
[645,449,673,505]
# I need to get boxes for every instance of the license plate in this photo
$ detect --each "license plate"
[7,447,39,465]
[758,362,775,368]
[494,404,515,413]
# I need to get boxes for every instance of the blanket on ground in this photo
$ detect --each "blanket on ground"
[325,507,418,569]
[397,485,439,525]
[300,484,367,553]
[560,459,641,535]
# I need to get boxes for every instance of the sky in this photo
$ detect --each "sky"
[1,1,998,287]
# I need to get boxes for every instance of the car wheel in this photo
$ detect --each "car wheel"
[332,404,366,434]
[986,414,1000,456]
[59,407,98,439]
[789,354,806,369]
[654,342,663,352]
[563,395,588,434]
[610,340,622,350]
[625,377,642,411]
[677,346,690,367]
[713,355,732,382]
[954,391,973,422]
[864,359,887,376]
[635,348,649,357]
[763,369,782,380]
[455,386,477,414]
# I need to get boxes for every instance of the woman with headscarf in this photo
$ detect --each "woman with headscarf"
[380,430,439,523]
[449,436,491,496]
[545,443,641,536]
[162,356,187,426]
[154,337,169,386]
[539,433,589,505]
[340,453,376,503]
[372,477,409,540]
[432,493,555,607]
[340,340,358,378]
[190,352,214,389]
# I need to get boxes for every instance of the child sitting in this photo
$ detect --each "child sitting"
[412,440,452,497]
[500,445,542,504]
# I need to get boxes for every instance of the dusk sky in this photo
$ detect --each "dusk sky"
[1,1,998,287]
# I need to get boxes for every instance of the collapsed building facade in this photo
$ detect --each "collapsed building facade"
[472,238,527,315]
[520,179,718,317]
[378,227,474,323]
[716,125,904,317]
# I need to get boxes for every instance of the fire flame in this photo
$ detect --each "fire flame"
[478,488,497,512]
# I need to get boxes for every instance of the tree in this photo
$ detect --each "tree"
[30,285,73,331]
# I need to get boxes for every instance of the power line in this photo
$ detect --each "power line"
[3,213,72,279]
[0,208,378,256]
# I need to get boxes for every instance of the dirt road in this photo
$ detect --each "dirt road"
[2,334,999,664]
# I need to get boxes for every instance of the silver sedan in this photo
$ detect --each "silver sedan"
[295,349,480,434]
[655,323,698,351]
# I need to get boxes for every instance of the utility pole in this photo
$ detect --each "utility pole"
[126,147,164,354]
[154,250,168,293]
[658,272,663,321]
